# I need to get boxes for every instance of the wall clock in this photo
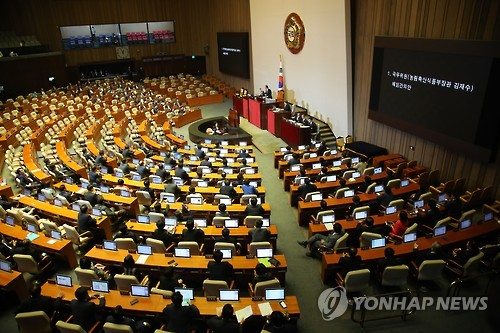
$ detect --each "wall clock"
[284,13,305,54]
[116,46,130,59]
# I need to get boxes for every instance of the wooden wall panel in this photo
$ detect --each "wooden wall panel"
[0,0,210,66]
[353,0,500,199]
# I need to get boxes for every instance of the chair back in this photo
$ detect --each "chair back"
[381,265,409,287]
[388,199,405,211]
[114,274,140,292]
[434,217,451,229]
[363,167,374,176]
[254,278,281,297]
[15,311,51,333]
[317,210,335,223]
[479,186,493,205]
[214,242,236,253]
[387,179,401,189]
[244,216,263,228]
[103,322,134,333]
[333,232,349,251]
[418,192,433,203]
[460,209,476,223]
[146,238,167,253]
[40,219,59,234]
[366,183,377,194]
[115,238,137,251]
[41,188,54,201]
[352,206,370,217]
[304,191,321,202]
[148,212,165,224]
[240,194,257,205]
[417,172,430,190]
[212,217,229,228]
[335,187,349,199]
[462,252,484,277]
[360,232,383,248]
[405,223,418,234]
[342,170,354,180]
[214,194,230,204]
[344,269,370,293]
[136,190,152,206]
[55,320,86,333]
[76,199,92,211]
[75,267,98,287]
[13,254,40,274]
[418,260,446,281]
[56,194,70,206]
[452,177,465,195]
[0,205,5,220]
[248,242,272,257]
[203,279,229,296]
[177,241,201,255]
[63,224,83,245]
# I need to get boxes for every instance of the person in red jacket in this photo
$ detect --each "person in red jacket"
[389,210,409,237]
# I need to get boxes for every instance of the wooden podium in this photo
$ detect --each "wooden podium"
[228,109,240,128]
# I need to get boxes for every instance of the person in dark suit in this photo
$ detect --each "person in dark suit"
[162,291,200,333]
[262,311,297,333]
[215,203,230,217]
[136,161,151,178]
[174,162,189,181]
[88,166,99,185]
[158,266,184,292]
[113,224,138,243]
[12,239,43,262]
[298,178,318,200]
[419,198,443,228]
[83,185,98,206]
[118,160,130,175]
[287,154,301,167]
[77,205,103,243]
[357,176,373,193]
[105,305,135,327]
[155,164,169,180]
[164,175,182,198]
[122,145,134,160]
[248,220,271,242]
[200,156,212,167]
[219,180,237,199]
[376,247,403,279]
[181,219,205,244]
[95,150,107,166]
[139,179,156,201]
[195,144,206,159]
[245,197,265,216]
[338,247,363,277]
[346,195,363,217]
[377,186,394,209]
[70,286,105,331]
[346,217,375,248]
[213,228,240,254]
[15,282,57,316]
[412,241,442,267]
[451,240,480,266]
[152,220,174,248]
[207,304,240,333]
[264,85,272,98]
[252,263,275,288]
[207,249,234,283]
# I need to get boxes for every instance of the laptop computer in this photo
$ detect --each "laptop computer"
[325,175,337,182]
[37,193,46,202]
[92,208,102,217]
[290,165,301,172]
[322,214,335,223]
[245,168,256,174]
[0,259,12,272]
[197,181,208,187]
[224,219,239,228]
[103,240,117,251]
[131,284,150,297]
[81,181,89,189]
[222,168,233,174]
[219,249,232,259]
[204,139,212,144]
[374,167,383,174]
[50,230,62,240]
[344,190,355,198]
[100,167,108,174]
[351,157,360,164]
[174,248,191,258]
[385,206,397,215]
[65,177,74,184]
[413,200,424,209]
[374,185,384,193]
[262,218,270,227]
[54,198,63,207]
[312,163,321,170]
[246,157,254,163]
[310,193,323,202]
[219,198,232,206]
[354,211,368,220]
[401,179,410,187]
[249,181,258,188]
[100,185,110,193]
[5,216,15,226]
[459,219,472,230]
[56,274,72,287]
[240,141,247,146]
[132,159,140,165]
[280,147,288,152]
[160,193,175,203]
[433,225,446,237]
[403,232,417,243]
[219,289,239,302]
[298,145,306,150]
[371,238,386,249]
[71,203,81,212]
[309,153,318,158]
[221,141,229,146]
[483,212,493,222]
[190,196,203,205]
[351,172,361,179]
[194,218,207,228]
[265,288,285,301]
[256,248,273,258]
[26,223,37,233]
[91,280,109,293]
[174,288,194,300]
[115,170,124,178]
[131,174,141,181]
[333,160,342,167]
[438,193,448,204]
[137,245,152,255]
[120,190,130,197]
[151,177,162,184]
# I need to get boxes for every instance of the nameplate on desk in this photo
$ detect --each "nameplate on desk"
[246,255,255,259]
[206,296,217,301]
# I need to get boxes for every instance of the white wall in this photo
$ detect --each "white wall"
[250,0,352,136]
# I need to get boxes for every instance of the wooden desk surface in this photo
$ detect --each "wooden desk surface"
[85,247,287,271]
[161,202,271,215]
[320,220,500,282]
[23,144,52,183]
[18,196,112,239]
[0,269,29,300]
[0,185,14,198]
[41,282,300,316]
[308,212,400,237]
[0,222,78,268]
[55,141,88,179]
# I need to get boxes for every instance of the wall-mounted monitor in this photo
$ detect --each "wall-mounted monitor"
[217,32,250,79]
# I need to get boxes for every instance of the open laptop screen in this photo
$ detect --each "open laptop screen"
[137,245,152,255]
[459,219,472,230]
[100,186,110,193]
[120,190,130,197]
[219,198,232,206]
[333,160,342,167]
[344,190,355,198]
[190,196,203,205]
[137,215,150,224]
[54,198,63,207]
[91,280,109,293]
[194,219,207,228]
[374,185,384,193]
[374,167,382,174]
[224,219,239,228]
[434,225,446,237]
[354,211,368,220]
[103,240,117,251]
[50,230,62,240]
[175,287,194,300]
[92,208,102,217]
[403,232,417,243]
[174,248,191,258]
[290,165,301,172]
[385,206,397,215]
[220,249,232,259]
[484,212,493,222]
[71,203,81,212]
[401,179,410,187]
[312,163,321,170]
[352,172,361,179]
[165,217,177,227]
[56,274,72,287]
[256,248,273,258]
[0,259,12,272]
[322,214,335,223]
[219,289,239,301]
[413,200,424,209]
[371,238,386,249]
[26,223,37,233]
[326,175,337,182]
[131,284,150,297]
[5,216,15,226]
[265,288,285,301]
[351,157,360,164]
[310,193,322,202]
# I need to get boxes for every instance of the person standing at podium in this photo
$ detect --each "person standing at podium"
[265,85,272,98]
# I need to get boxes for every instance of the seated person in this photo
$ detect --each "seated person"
[297,223,345,257]
[287,153,301,167]
[158,266,185,292]
[207,249,234,283]
[12,239,43,262]
[346,217,375,248]
[298,178,317,200]
[113,224,139,243]
[207,304,240,333]
[214,227,241,254]
[418,198,443,228]
[105,305,135,327]
[162,291,200,333]
[219,180,237,199]
[175,204,193,222]
[245,197,265,216]
[338,247,363,277]
[114,179,129,192]
[451,240,480,266]
[83,185,98,206]
[248,220,271,242]
[70,286,106,331]
[252,263,275,288]
[216,203,230,217]
[242,179,258,195]
[181,219,205,244]
[357,176,372,193]
[15,282,57,316]
[376,247,403,280]
[151,220,174,248]
[118,159,130,175]
[79,257,110,280]
[139,180,155,201]
[376,186,394,209]
[262,311,297,333]
[346,195,362,217]
[412,241,442,267]
[389,211,409,238]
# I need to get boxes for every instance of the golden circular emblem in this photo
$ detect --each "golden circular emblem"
[284,13,305,54]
